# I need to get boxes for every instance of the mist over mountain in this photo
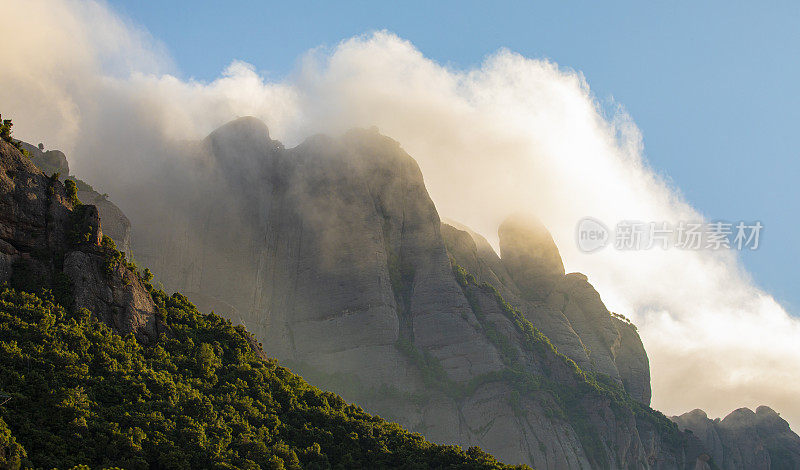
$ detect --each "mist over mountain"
[0,131,530,469]
[12,115,798,468]
[3,1,800,431]
[3,3,800,470]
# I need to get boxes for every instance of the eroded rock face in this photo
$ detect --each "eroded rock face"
[135,120,504,391]
[64,249,158,342]
[125,117,707,469]
[23,140,133,255]
[443,218,652,405]
[673,407,800,470]
[76,190,132,254]
[0,139,156,342]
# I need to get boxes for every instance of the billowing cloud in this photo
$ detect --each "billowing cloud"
[2,0,798,428]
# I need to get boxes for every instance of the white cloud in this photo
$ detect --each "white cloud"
[3,0,798,428]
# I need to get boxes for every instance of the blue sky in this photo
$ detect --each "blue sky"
[109,0,800,313]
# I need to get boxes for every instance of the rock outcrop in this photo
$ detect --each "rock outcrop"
[0,139,157,342]
[19,141,69,176]
[23,140,133,254]
[442,217,652,405]
[74,189,132,255]
[498,215,565,300]
[126,117,708,469]
[673,407,800,470]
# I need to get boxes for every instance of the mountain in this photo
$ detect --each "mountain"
[12,116,800,469]
[0,135,527,469]
[672,407,800,470]
[120,116,700,468]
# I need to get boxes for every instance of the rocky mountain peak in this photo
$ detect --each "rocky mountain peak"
[207,115,272,145]
[721,407,758,427]
[498,214,565,300]
[720,406,790,433]
[204,116,281,180]
[756,406,784,422]
[673,406,800,469]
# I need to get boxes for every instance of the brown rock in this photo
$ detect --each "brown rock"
[0,139,157,343]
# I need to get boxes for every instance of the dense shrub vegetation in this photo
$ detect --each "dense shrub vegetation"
[0,285,528,469]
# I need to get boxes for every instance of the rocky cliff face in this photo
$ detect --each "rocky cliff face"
[22,140,133,255]
[121,116,715,469]
[442,217,652,405]
[74,190,132,255]
[673,407,800,470]
[0,139,157,342]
